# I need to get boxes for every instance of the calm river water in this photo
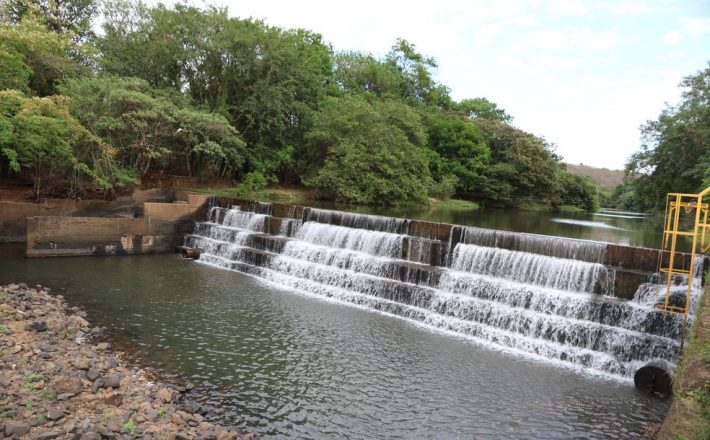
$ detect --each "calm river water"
[1,244,669,439]
[310,204,668,249]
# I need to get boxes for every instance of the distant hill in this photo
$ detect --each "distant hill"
[566,163,624,189]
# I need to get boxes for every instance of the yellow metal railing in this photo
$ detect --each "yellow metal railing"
[657,187,710,316]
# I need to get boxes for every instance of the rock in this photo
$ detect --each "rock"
[57,392,75,401]
[27,320,49,332]
[173,433,191,440]
[35,431,61,440]
[79,432,101,440]
[106,356,119,368]
[96,342,110,351]
[4,420,30,437]
[9,345,22,354]
[47,407,64,421]
[52,376,83,395]
[104,392,124,407]
[102,374,121,389]
[145,409,159,422]
[69,315,90,328]
[0,375,11,387]
[73,358,90,370]
[18,282,28,290]
[215,430,237,440]
[43,287,53,294]
[183,400,203,415]
[86,368,101,381]
[157,388,173,403]
[91,378,104,393]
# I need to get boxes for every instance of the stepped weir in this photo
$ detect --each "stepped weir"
[184,198,707,381]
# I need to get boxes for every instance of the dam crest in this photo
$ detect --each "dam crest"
[185,199,706,380]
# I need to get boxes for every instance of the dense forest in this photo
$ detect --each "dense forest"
[611,63,710,211]
[2,0,603,209]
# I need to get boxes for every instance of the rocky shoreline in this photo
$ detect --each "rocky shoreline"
[0,283,254,440]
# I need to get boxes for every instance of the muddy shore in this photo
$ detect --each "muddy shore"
[0,283,254,440]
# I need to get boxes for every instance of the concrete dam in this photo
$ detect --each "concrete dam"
[184,198,707,381]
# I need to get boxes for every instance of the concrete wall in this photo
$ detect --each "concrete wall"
[25,193,210,258]
[214,196,706,300]
[0,200,108,242]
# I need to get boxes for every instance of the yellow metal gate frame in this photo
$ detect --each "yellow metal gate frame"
[658,187,710,316]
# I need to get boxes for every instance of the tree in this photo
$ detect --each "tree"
[624,63,710,210]
[97,4,333,180]
[4,0,98,41]
[475,118,562,206]
[59,75,246,178]
[423,110,490,193]
[555,173,599,211]
[304,95,431,204]
[0,16,81,96]
[385,38,451,108]
[333,51,404,98]
[456,97,513,123]
[0,90,112,199]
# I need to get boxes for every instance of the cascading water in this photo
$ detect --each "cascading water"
[185,204,705,380]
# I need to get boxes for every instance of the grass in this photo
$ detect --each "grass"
[429,198,479,210]
[123,418,137,436]
[658,272,710,439]
[188,187,483,211]
[187,186,313,205]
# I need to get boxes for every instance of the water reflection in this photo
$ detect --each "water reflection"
[0,246,670,439]
[308,202,672,249]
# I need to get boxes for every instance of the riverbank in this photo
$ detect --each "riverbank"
[656,277,710,439]
[0,283,253,440]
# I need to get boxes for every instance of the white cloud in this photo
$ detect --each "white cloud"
[682,18,710,36]
[662,30,684,44]
[521,27,626,51]
[662,18,710,45]
[600,1,652,16]
[546,0,589,15]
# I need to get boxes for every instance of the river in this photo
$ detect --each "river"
[0,243,670,439]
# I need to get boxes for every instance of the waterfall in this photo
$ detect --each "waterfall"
[306,208,409,233]
[294,222,405,258]
[186,205,704,380]
[460,227,607,263]
[450,243,614,294]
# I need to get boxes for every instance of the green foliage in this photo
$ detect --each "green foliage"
[4,0,98,41]
[0,46,31,91]
[455,97,513,122]
[236,171,272,197]
[305,95,431,204]
[97,3,332,178]
[423,109,490,193]
[556,173,599,212]
[333,52,404,98]
[384,39,451,108]
[59,75,246,179]
[122,418,137,436]
[621,63,710,210]
[0,0,612,209]
[428,175,458,200]
[0,17,82,96]
[0,90,113,198]
[474,118,560,205]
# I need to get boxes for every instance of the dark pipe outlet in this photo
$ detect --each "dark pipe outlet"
[180,247,201,260]
[634,360,672,397]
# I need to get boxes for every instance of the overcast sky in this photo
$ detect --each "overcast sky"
[170,0,709,170]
